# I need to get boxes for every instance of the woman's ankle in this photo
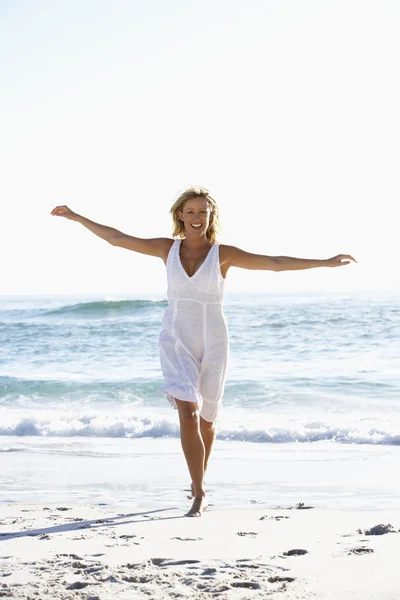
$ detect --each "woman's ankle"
[192,484,206,498]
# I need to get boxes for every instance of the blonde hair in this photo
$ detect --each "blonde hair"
[169,186,221,243]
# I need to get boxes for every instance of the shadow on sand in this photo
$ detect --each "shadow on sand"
[0,507,184,541]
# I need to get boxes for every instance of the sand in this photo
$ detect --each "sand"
[1,501,399,599]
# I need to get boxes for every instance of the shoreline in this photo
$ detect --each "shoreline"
[2,437,400,513]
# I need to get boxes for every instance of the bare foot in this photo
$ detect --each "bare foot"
[185,496,208,517]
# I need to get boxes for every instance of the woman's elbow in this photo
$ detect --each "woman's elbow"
[267,257,282,272]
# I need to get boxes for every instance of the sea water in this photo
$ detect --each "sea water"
[1,291,399,510]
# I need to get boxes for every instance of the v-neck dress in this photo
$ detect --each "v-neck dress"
[158,239,229,422]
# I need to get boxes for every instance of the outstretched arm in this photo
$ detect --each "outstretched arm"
[220,245,357,273]
[50,205,172,260]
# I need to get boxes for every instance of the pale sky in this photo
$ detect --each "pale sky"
[1,0,399,296]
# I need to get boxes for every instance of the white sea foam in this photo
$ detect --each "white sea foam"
[1,406,399,445]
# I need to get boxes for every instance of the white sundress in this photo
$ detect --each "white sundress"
[159,239,229,423]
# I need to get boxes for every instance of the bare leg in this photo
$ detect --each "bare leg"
[175,399,208,517]
[201,416,216,473]
[190,417,216,498]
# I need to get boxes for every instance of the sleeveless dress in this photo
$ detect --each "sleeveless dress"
[159,239,229,423]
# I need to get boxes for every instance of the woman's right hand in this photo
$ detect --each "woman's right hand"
[50,205,78,220]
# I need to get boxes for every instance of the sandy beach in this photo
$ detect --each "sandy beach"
[1,500,399,600]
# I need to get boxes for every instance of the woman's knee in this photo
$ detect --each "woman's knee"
[175,399,200,423]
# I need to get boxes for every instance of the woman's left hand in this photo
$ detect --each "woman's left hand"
[325,254,357,267]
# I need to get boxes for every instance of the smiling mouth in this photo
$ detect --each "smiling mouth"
[191,224,202,229]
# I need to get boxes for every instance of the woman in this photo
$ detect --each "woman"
[51,186,356,517]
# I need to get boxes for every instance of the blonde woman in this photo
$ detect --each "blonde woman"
[51,187,356,517]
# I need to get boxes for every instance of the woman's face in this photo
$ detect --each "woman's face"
[178,198,211,237]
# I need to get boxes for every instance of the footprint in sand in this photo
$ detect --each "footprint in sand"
[71,561,91,569]
[348,547,374,555]
[236,561,260,570]
[161,559,201,566]
[283,549,308,556]
[231,581,261,590]
[150,558,169,566]
[295,502,314,510]
[95,518,112,523]
[201,567,217,576]
[67,581,89,590]
[358,524,397,536]
[171,537,203,541]
[85,566,105,574]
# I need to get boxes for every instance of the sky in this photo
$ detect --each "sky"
[1,0,399,296]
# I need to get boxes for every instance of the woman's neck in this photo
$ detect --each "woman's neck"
[181,236,212,250]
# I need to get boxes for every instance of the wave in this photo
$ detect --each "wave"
[1,414,399,445]
[42,299,168,319]
[0,299,167,324]
[0,376,162,403]
[217,427,400,445]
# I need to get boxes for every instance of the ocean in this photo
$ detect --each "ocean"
[1,291,399,510]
